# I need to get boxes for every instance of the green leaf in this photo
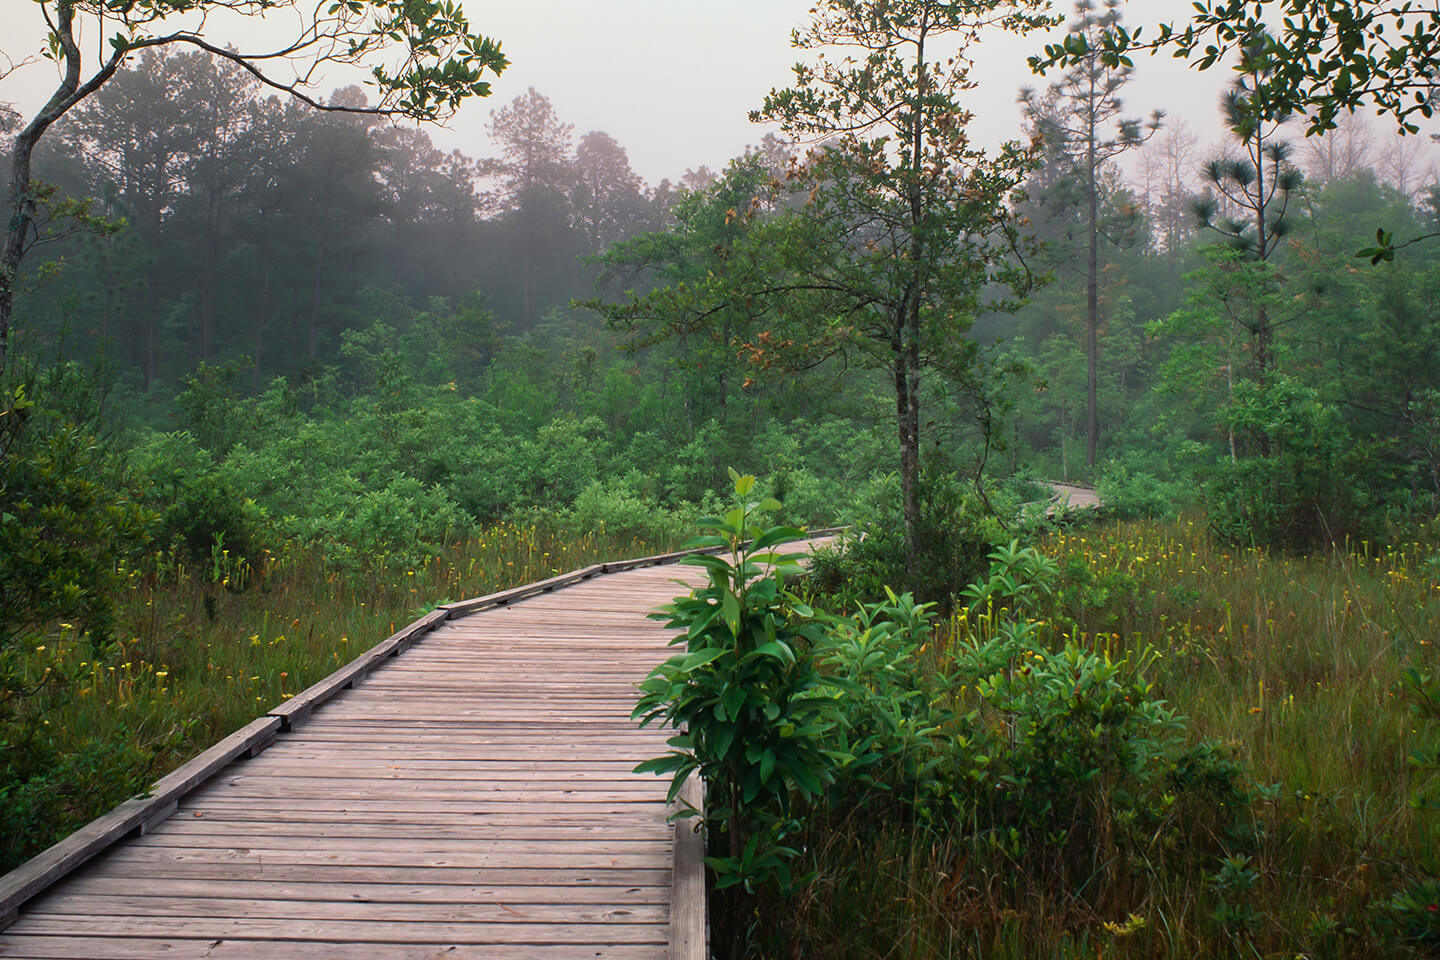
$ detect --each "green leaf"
[750,526,805,551]
[722,589,740,635]
[713,723,737,759]
[633,755,682,775]
[722,684,747,722]
[685,604,721,640]
[749,640,796,666]
[681,647,726,671]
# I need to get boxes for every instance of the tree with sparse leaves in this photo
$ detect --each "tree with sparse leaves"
[1032,0,1440,137]
[483,88,574,327]
[1,0,508,378]
[1192,46,1305,378]
[1021,0,1159,468]
[750,0,1056,573]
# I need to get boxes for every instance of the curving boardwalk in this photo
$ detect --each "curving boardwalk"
[1047,482,1100,512]
[0,550,765,959]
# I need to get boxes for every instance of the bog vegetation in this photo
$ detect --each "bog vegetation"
[3,0,1440,955]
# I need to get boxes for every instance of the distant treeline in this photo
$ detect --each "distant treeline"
[0,51,785,399]
[4,44,1440,546]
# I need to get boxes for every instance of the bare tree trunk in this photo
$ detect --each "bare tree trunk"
[309,239,327,363]
[2,2,122,380]
[145,315,157,390]
[899,19,929,577]
[252,259,271,393]
[903,301,922,573]
[201,185,221,361]
[895,337,919,576]
[1085,138,1100,469]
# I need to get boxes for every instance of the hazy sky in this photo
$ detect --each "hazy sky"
[422,0,1235,183]
[2,0,1432,186]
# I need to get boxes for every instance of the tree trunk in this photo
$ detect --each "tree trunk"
[2,114,45,380]
[144,314,157,390]
[252,258,271,392]
[894,292,923,577]
[201,183,222,361]
[895,340,919,576]
[2,3,120,380]
[1085,135,1100,469]
[897,20,929,577]
[309,239,327,363]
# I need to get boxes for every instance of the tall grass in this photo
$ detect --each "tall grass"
[766,515,1440,958]
[2,521,676,870]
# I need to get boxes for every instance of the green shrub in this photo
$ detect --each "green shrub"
[129,431,267,567]
[818,588,951,820]
[807,469,1004,610]
[944,544,1250,902]
[0,376,159,870]
[1373,668,1440,954]
[1207,376,1376,548]
[0,383,151,654]
[633,471,843,958]
[174,359,251,453]
[1098,455,1191,520]
[296,473,472,570]
[0,728,155,872]
[554,476,691,545]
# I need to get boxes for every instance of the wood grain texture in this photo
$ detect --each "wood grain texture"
[670,772,706,960]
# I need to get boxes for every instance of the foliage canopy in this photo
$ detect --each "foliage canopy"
[1,0,508,376]
[1033,0,1440,135]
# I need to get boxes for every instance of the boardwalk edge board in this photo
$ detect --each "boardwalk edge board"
[670,772,707,960]
[0,528,843,939]
[0,716,281,929]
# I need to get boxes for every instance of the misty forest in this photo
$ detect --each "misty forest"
[3,0,1440,956]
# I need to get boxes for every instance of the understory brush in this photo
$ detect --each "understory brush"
[806,469,1011,611]
[639,491,1440,958]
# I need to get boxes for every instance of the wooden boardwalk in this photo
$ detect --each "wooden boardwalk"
[0,549,763,959]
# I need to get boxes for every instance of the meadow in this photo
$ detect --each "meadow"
[763,515,1440,959]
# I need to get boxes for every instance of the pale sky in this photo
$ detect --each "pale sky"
[2,0,1434,188]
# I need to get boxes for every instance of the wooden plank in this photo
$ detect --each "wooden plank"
[53,875,670,904]
[198,767,656,783]
[166,815,668,835]
[164,816,665,833]
[670,772,706,960]
[211,750,661,765]
[96,847,669,870]
[176,796,666,813]
[224,756,648,771]
[0,936,665,960]
[268,608,448,731]
[124,837,671,857]
[194,782,664,801]
[0,716,281,930]
[24,894,668,924]
[76,860,671,885]
[439,565,605,618]
[171,804,669,824]
[6,915,670,945]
